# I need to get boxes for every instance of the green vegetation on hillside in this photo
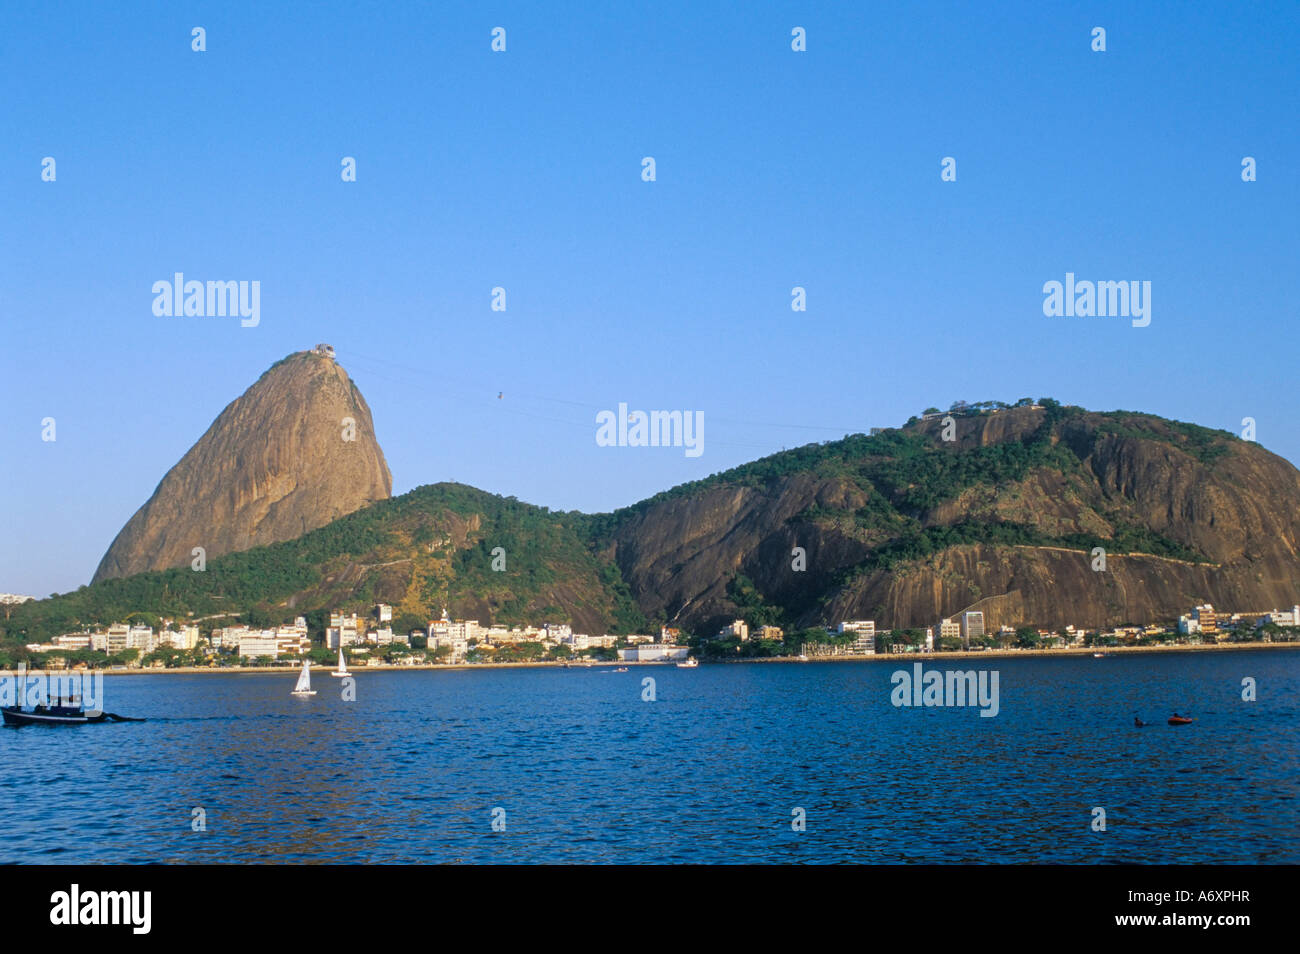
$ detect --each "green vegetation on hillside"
[4,399,1236,649]
[2,483,645,646]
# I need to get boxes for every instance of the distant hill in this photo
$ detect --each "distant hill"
[8,400,1300,645]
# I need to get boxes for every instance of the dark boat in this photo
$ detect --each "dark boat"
[1,698,142,727]
[3,703,105,726]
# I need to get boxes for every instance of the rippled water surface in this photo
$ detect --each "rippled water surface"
[2,650,1296,863]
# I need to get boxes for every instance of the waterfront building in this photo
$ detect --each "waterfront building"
[106,623,130,653]
[51,633,93,650]
[1262,606,1300,627]
[274,632,312,656]
[719,620,749,641]
[327,613,362,649]
[544,623,573,643]
[936,618,962,642]
[837,620,876,653]
[161,625,200,651]
[238,632,280,659]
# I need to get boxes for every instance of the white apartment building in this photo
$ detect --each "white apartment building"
[238,632,281,659]
[52,633,93,650]
[212,625,250,651]
[1262,606,1300,627]
[106,623,131,654]
[124,625,158,653]
[544,623,573,643]
[430,633,468,662]
[327,613,362,649]
[160,625,199,651]
[837,620,876,654]
[961,611,985,641]
[719,620,749,641]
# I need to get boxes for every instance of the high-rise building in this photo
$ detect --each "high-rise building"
[961,611,985,642]
[837,620,876,653]
[719,619,749,641]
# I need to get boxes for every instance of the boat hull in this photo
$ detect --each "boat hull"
[2,707,105,727]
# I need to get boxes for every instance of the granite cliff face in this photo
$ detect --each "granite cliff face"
[91,350,391,583]
[602,406,1300,632]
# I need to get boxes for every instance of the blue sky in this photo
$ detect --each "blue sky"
[2,1,1297,596]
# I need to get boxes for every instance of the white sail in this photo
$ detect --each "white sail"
[337,650,347,674]
[294,660,312,693]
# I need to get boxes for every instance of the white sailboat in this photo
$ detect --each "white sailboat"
[291,659,316,696]
[331,649,349,678]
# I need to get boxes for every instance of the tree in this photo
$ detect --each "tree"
[1014,627,1040,649]
[393,613,426,637]
[899,628,925,646]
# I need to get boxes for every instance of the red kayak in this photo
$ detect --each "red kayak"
[1168,716,1194,725]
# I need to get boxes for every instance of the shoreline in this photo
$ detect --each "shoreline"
[13,640,1297,676]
